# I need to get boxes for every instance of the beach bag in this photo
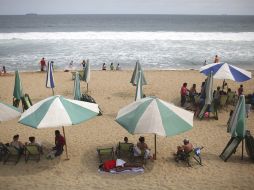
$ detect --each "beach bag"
[81,93,96,103]
[103,160,116,171]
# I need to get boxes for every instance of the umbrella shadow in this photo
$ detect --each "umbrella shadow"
[0,142,61,177]
[80,146,154,179]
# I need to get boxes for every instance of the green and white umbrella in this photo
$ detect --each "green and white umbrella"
[74,72,81,100]
[116,96,194,159]
[130,60,147,86]
[199,72,213,119]
[229,95,246,139]
[0,101,21,122]
[19,95,99,159]
[134,71,143,101]
[13,70,23,100]
[82,59,90,92]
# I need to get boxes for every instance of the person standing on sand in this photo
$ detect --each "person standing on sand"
[214,55,220,63]
[40,57,46,71]
[81,60,86,69]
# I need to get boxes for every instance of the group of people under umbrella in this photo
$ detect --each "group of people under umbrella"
[0,60,252,166]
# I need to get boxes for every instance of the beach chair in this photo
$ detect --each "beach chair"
[21,94,32,111]
[97,147,115,163]
[116,142,134,159]
[71,70,84,80]
[0,143,8,161]
[13,98,20,108]
[25,145,41,163]
[3,146,22,165]
[175,147,203,167]
[185,147,203,167]
[227,92,237,106]
[219,95,228,109]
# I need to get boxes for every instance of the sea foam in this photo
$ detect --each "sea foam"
[0,32,254,41]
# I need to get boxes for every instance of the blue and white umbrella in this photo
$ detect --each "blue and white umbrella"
[46,61,55,95]
[200,62,251,82]
[19,95,99,159]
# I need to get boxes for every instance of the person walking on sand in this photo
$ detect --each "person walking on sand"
[40,57,46,71]
[81,60,86,69]
[110,62,114,70]
[102,63,106,70]
[214,55,220,63]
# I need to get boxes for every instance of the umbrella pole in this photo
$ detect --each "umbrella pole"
[62,126,69,160]
[241,139,244,160]
[154,134,157,160]
[52,88,55,96]
[87,83,89,93]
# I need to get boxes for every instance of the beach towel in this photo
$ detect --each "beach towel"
[98,167,144,174]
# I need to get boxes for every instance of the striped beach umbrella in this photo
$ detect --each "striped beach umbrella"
[130,60,147,86]
[74,72,81,100]
[19,95,99,159]
[82,59,90,92]
[198,72,214,119]
[46,61,55,95]
[0,101,21,122]
[13,70,23,100]
[116,96,193,159]
[229,95,246,139]
[135,71,143,101]
[200,62,251,82]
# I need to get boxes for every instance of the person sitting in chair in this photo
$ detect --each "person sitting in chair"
[10,134,24,154]
[133,136,153,160]
[54,130,65,157]
[175,138,193,162]
[27,136,43,154]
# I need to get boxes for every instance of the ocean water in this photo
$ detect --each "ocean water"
[0,14,254,71]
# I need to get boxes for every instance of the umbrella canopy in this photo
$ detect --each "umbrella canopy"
[46,61,55,95]
[116,96,193,159]
[0,101,21,122]
[82,59,90,83]
[134,71,143,101]
[229,95,246,138]
[200,62,251,82]
[116,96,193,136]
[205,72,213,105]
[73,72,81,100]
[19,95,99,128]
[130,60,147,86]
[13,70,23,100]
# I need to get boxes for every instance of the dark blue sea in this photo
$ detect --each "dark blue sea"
[0,14,254,71]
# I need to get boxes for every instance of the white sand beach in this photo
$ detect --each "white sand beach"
[0,70,254,190]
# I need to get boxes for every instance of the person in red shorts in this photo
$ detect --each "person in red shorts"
[40,57,46,71]
[180,82,189,107]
